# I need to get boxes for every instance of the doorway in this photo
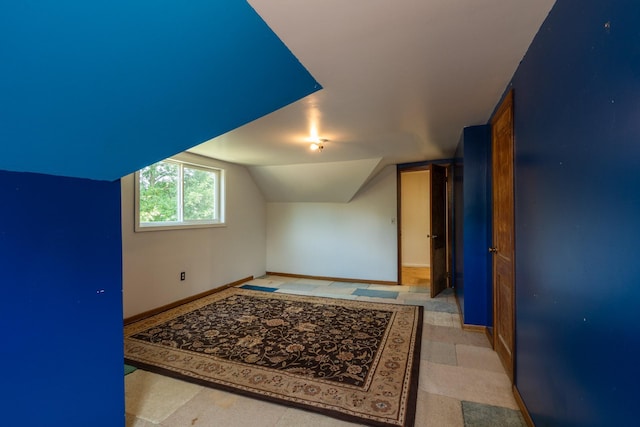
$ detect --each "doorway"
[398,164,451,297]
[490,90,515,381]
[399,170,431,287]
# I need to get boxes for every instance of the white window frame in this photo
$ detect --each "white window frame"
[134,158,226,232]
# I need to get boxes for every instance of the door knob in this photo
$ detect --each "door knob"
[428,234,438,239]
[489,247,498,253]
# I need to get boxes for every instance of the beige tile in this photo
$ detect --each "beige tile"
[423,311,455,327]
[367,284,399,291]
[275,407,365,427]
[399,296,430,305]
[423,324,491,348]
[313,293,359,300]
[419,361,518,409]
[415,391,464,427]
[318,286,358,295]
[263,275,299,282]
[294,278,334,286]
[125,413,157,427]
[450,313,462,328]
[125,370,203,423]
[456,344,505,373]
[162,388,287,427]
[244,278,285,287]
[421,340,457,365]
[274,289,315,296]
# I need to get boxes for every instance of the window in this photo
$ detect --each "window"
[135,158,224,231]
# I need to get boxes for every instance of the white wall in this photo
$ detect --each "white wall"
[266,165,398,282]
[122,153,266,318]
[400,170,430,267]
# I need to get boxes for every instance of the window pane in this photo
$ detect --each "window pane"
[139,161,179,223]
[183,166,216,221]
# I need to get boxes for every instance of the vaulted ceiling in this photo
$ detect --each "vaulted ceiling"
[189,0,557,201]
[2,1,556,202]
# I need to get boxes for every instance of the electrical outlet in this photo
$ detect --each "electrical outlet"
[180,272,186,281]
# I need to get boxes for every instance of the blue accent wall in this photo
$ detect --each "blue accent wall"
[0,171,123,426]
[453,125,492,326]
[505,1,640,425]
[0,1,321,181]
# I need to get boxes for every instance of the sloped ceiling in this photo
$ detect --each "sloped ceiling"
[249,158,382,202]
[1,1,558,203]
[190,0,557,202]
[0,1,319,181]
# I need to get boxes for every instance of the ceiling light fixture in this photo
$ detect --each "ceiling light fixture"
[310,138,328,152]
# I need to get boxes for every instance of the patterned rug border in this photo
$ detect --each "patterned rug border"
[125,288,423,427]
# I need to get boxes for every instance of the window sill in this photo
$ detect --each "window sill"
[134,222,227,232]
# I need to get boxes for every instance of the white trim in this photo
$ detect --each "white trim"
[135,222,227,232]
[401,262,430,268]
[134,157,225,232]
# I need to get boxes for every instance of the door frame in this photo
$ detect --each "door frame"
[396,162,454,288]
[490,89,516,382]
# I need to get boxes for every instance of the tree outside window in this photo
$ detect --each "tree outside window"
[136,159,223,231]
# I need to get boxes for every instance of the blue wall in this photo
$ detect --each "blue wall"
[505,1,640,425]
[0,3,320,424]
[453,125,492,326]
[0,171,124,426]
[0,1,320,181]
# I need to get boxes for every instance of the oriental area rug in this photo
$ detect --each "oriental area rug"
[124,288,423,427]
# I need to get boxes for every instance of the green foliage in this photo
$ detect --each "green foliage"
[139,161,178,222]
[139,160,218,224]
[183,167,216,221]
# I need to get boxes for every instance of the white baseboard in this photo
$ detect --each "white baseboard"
[401,263,430,268]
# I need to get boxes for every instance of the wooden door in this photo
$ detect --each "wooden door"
[491,90,515,381]
[429,164,447,298]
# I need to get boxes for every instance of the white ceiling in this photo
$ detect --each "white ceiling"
[189,0,556,202]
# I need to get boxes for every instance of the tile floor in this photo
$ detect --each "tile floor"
[125,275,526,427]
